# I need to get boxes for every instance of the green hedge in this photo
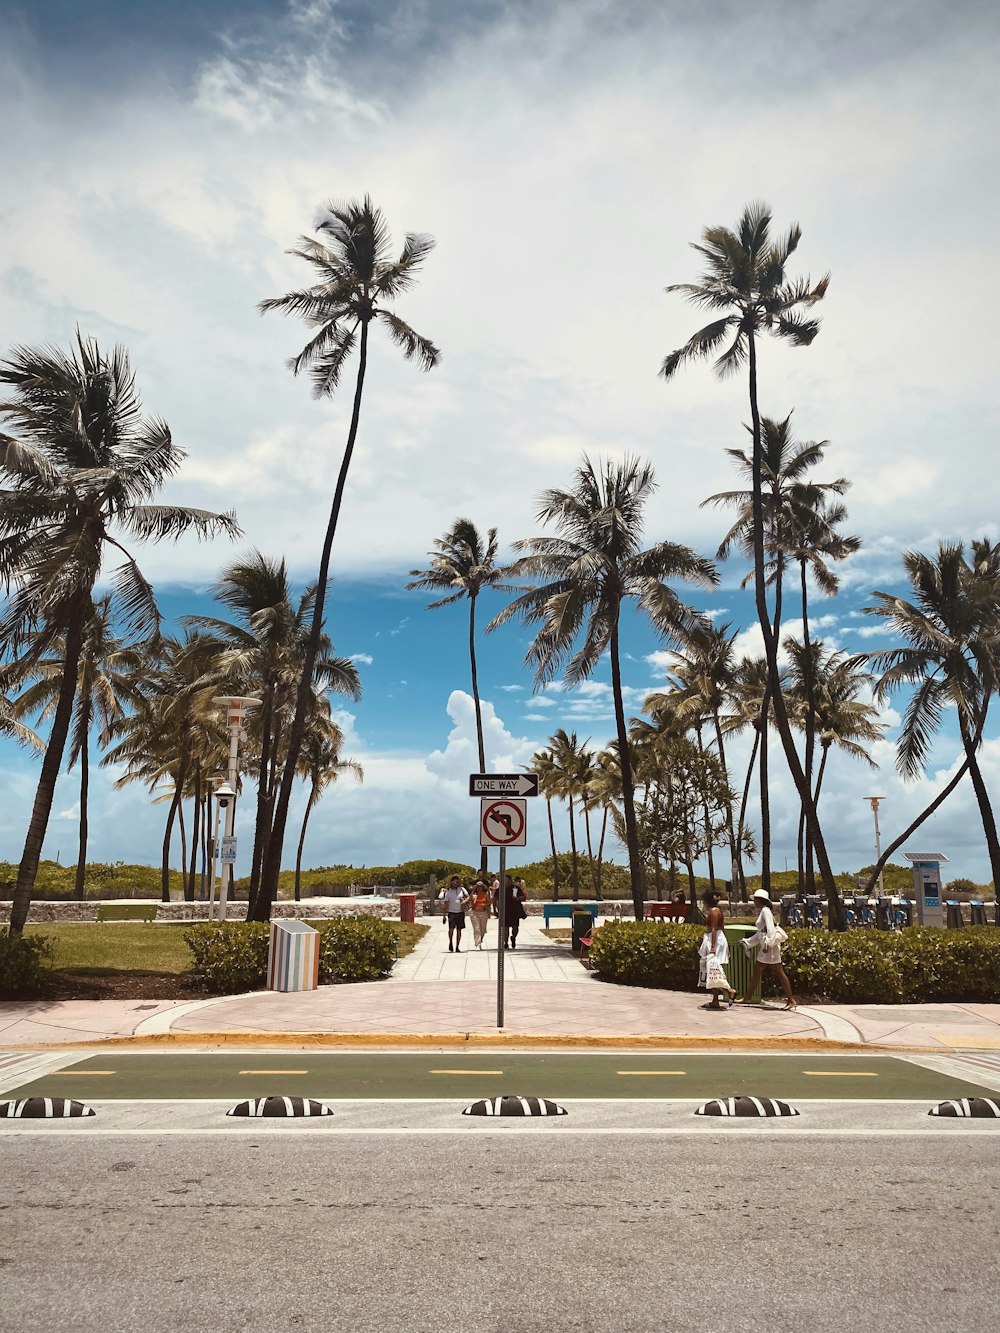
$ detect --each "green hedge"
[588,921,1000,1003]
[0,927,55,997]
[184,915,399,994]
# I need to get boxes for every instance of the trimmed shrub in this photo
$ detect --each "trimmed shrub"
[589,920,1000,1003]
[588,921,702,989]
[0,928,55,998]
[318,915,397,983]
[184,923,270,994]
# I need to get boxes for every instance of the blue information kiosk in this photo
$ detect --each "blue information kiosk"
[902,851,949,928]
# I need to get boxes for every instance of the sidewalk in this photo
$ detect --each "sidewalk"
[2,915,1000,1051]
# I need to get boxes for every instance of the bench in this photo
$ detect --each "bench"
[96,903,158,923]
[645,903,690,922]
[543,902,600,929]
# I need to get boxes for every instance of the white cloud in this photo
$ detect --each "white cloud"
[348,652,374,665]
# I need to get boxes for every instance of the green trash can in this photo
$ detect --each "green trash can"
[724,924,762,1002]
[571,911,593,955]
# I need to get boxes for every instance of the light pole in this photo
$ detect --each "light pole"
[212,696,260,921]
[209,781,235,920]
[864,796,885,897]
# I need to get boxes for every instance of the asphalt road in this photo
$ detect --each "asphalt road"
[1,1135,996,1333]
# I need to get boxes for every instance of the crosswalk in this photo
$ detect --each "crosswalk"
[0,1051,79,1096]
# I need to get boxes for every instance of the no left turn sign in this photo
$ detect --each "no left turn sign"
[480,798,527,847]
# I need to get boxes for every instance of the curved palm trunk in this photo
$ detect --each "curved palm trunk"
[610,617,644,919]
[862,758,972,897]
[546,797,560,900]
[74,726,89,900]
[248,678,276,912]
[468,593,489,878]
[160,773,184,904]
[747,332,845,929]
[294,788,317,903]
[799,557,818,896]
[759,691,771,889]
[959,711,1000,887]
[255,322,370,921]
[736,728,760,903]
[712,710,741,899]
[9,604,84,933]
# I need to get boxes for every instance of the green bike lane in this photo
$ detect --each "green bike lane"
[5,1050,998,1102]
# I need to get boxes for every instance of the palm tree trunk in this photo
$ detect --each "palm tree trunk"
[546,797,560,900]
[862,757,972,897]
[468,593,489,877]
[736,728,760,903]
[759,695,771,888]
[713,710,741,899]
[567,794,580,900]
[186,766,201,903]
[747,330,845,929]
[610,617,645,920]
[583,804,600,899]
[959,712,1000,887]
[255,321,370,921]
[596,806,607,899]
[695,725,717,894]
[799,557,818,896]
[9,603,84,934]
[74,726,89,900]
[161,773,184,904]
[248,678,276,913]
[294,788,316,903]
[178,798,188,901]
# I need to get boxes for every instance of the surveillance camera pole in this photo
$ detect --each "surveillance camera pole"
[212,697,260,921]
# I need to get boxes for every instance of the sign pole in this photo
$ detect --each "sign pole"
[497,846,506,1029]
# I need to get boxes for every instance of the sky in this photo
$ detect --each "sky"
[1,0,999,886]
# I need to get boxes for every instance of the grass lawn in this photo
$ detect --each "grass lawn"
[26,919,429,976]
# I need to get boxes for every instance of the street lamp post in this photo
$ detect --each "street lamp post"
[209,781,235,920]
[212,696,260,921]
[865,796,886,897]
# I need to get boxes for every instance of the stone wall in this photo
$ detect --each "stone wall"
[0,897,401,925]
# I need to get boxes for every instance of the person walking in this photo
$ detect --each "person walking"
[501,873,527,949]
[737,888,797,1009]
[698,890,736,1010]
[439,874,471,953]
[468,878,493,950]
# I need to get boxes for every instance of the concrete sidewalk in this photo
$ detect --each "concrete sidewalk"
[2,915,1000,1051]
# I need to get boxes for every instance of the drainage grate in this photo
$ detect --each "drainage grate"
[928,1097,1000,1118]
[0,1098,95,1119]
[696,1095,800,1118]
[227,1096,334,1118]
[463,1096,568,1117]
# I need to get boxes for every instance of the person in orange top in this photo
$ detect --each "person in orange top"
[468,879,493,950]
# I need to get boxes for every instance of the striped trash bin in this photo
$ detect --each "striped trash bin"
[267,920,320,992]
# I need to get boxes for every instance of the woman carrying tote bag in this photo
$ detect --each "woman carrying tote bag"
[736,888,797,1010]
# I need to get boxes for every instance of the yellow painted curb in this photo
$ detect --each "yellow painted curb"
[3,1031,919,1054]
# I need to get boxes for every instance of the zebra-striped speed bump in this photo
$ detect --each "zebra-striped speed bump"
[929,1097,1000,1118]
[227,1096,334,1118]
[695,1095,800,1118]
[463,1096,568,1117]
[0,1098,95,1119]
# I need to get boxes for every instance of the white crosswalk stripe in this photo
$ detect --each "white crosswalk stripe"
[0,1051,82,1096]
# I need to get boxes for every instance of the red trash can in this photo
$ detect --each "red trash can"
[399,893,417,924]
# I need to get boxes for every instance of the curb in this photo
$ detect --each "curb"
[2,1031,915,1053]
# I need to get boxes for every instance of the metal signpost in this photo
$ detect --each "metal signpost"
[475,775,536,1029]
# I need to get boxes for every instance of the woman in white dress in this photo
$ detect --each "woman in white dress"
[736,888,797,1009]
[698,891,736,1010]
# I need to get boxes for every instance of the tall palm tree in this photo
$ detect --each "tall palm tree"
[532,747,562,900]
[0,334,238,933]
[720,655,770,901]
[11,595,146,898]
[257,196,439,915]
[660,204,846,925]
[293,710,363,901]
[490,456,717,920]
[866,542,1000,886]
[408,519,512,874]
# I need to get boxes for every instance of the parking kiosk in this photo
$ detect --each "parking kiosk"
[902,851,949,928]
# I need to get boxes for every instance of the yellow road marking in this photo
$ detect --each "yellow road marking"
[616,1070,687,1076]
[803,1071,878,1077]
[430,1069,504,1076]
[239,1069,310,1075]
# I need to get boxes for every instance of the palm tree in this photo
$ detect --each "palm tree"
[660,204,847,925]
[0,334,238,933]
[11,595,146,898]
[532,747,562,900]
[256,196,439,916]
[720,655,770,901]
[548,728,588,899]
[293,709,363,901]
[866,542,1000,886]
[408,519,512,874]
[490,456,717,920]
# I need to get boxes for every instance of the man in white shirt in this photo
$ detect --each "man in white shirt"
[439,875,471,953]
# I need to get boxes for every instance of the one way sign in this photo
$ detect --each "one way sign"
[469,772,539,798]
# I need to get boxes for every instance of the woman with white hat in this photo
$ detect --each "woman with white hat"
[737,888,797,1009]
